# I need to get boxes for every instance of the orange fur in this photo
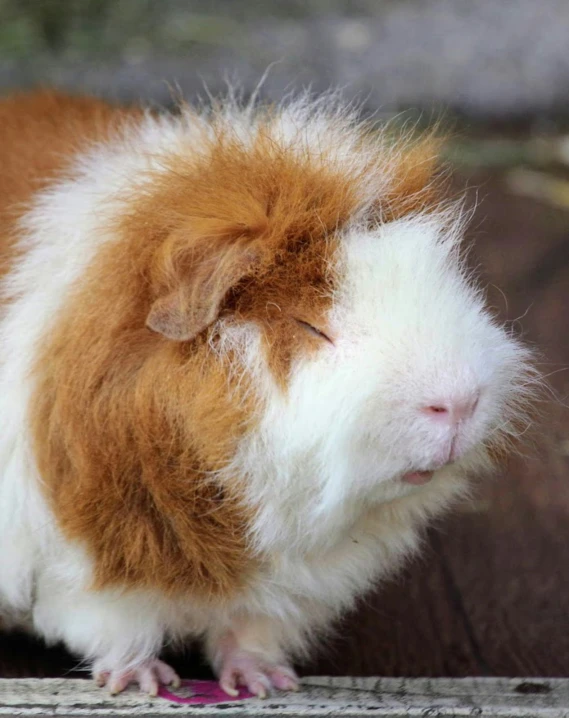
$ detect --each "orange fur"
[1,92,445,597]
[381,133,446,222]
[0,90,141,285]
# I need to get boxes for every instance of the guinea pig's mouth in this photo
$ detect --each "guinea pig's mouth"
[401,461,455,486]
[401,470,434,486]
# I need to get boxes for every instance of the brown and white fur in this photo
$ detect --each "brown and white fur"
[0,89,536,696]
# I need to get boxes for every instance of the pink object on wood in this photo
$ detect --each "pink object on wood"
[158,679,254,704]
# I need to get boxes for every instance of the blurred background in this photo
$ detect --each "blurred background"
[1,0,569,124]
[2,0,569,683]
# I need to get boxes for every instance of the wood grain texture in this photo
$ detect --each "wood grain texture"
[1,169,568,679]
[1,677,566,716]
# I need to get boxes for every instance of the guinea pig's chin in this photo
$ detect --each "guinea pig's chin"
[392,462,465,496]
[378,447,488,500]
[366,468,448,503]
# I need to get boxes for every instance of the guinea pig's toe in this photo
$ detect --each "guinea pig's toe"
[217,650,298,698]
[268,666,300,692]
[151,659,181,689]
[248,676,272,699]
[93,669,110,688]
[108,671,134,695]
[219,674,240,698]
[137,666,160,697]
[94,658,180,697]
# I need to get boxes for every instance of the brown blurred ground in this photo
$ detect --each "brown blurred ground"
[1,162,568,680]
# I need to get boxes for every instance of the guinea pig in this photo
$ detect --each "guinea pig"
[0,89,537,697]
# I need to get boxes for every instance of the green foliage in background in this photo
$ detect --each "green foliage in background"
[0,0,400,58]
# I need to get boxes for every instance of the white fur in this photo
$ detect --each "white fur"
[0,95,536,678]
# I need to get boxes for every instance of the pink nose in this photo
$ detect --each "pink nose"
[422,393,479,424]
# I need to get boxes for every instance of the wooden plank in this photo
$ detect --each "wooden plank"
[1,677,568,717]
[435,170,569,678]
[309,536,486,678]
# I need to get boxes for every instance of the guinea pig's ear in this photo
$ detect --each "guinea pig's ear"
[146,242,259,342]
[379,134,444,221]
[146,289,206,342]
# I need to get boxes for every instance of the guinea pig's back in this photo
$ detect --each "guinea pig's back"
[0,91,139,281]
[0,91,141,618]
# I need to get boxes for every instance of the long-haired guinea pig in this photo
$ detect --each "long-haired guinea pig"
[0,89,537,697]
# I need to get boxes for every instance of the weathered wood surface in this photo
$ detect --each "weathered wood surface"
[1,677,568,717]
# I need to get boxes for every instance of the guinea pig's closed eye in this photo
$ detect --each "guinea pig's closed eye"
[294,318,334,345]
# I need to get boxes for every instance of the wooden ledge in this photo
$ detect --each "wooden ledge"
[0,676,565,717]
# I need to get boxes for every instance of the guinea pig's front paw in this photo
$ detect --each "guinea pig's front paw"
[218,650,299,699]
[93,658,181,697]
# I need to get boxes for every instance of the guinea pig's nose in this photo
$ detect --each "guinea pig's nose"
[422,392,480,424]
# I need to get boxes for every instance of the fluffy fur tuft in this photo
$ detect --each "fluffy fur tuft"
[0,89,537,693]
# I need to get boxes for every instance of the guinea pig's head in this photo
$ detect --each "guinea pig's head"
[144,99,537,520]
